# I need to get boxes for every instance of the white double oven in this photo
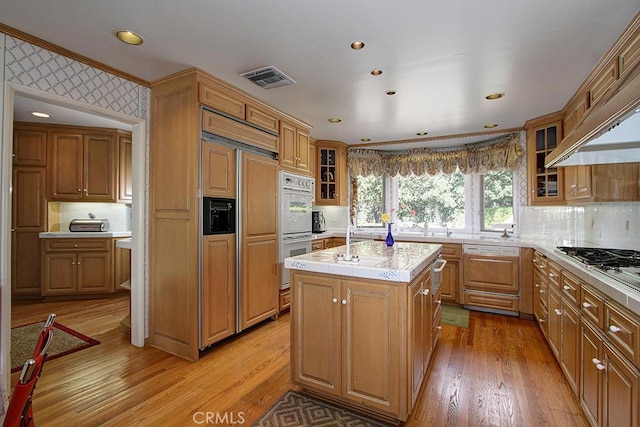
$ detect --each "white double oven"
[279,171,314,290]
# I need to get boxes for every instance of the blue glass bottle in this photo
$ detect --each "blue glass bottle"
[385,223,394,246]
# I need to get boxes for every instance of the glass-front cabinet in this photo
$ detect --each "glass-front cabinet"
[314,141,347,206]
[526,117,564,205]
[319,147,337,202]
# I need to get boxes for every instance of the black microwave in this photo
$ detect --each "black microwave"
[203,197,236,235]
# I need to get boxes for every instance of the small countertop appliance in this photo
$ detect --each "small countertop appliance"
[312,211,326,233]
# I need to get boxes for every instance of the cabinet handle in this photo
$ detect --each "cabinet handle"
[609,325,621,333]
[548,272,556,278]
[341,299,347,305]
[582,302,592,308]
[554,309,562,316]
[539,265,546,269]
[563,285,570,290]
[592,357,601,365]
[422,289,430,296]
[332,298,338,303]
[596,363,605,371]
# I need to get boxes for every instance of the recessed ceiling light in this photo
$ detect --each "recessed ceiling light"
[416,132,428,136]
[484,123,499,128]
[328,118,342,123]
[30,111,50,118]
[361,138,371,142]
[116,30,144,45]
[370,69,383,76]
[385,90,397,96]
[485,93,504,100]
[350,40,365,50]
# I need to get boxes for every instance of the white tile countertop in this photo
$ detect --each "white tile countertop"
[115,237,132,249]
[315,229,639,314]
[285,240,442,282]
[39,231,132,238]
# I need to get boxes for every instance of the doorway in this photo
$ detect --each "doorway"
[1,83,146,393]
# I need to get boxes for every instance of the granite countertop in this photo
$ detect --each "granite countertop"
[285,240,442,283]
[39,231,132,238]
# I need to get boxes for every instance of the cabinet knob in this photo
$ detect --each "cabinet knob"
[436,300,442,306]
[341,299,347,305]
[535,283,540,288]
[554,309,562,316]
[582,302,591,308]
[539,289,545,294]
[538,318,546,324]
[563,285,570,290]
[436,325,442,330]
[592,357,601,365]
[74,244,79,248]
[77,188,82,192]
[609,325,621,333]
[539,265,546,270]
[548,272,556,278]
[422,289,430,296]
[77,261,81,265]
[332,298,338,303]
[595,363,605,371]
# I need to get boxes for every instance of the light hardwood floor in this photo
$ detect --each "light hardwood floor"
[9,297,587,426]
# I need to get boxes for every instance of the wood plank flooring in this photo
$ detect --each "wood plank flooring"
[9,297,588,426]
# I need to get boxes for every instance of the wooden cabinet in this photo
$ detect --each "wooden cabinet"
[409,269,433,406]
[462,250,520,313]
[201,234,236,347]
[315,141,348,206]
[439,243,461,303]
[311,239,325,251]
[49,131,117,202]
[240,152,279,330]
[279,288,291,312]
[291,272,404,418]
[279,120,311,175]
[202,141,236,198]
[13,127,47,166]
[42,238,113,295]
[117,132,133,203]
[526,117,564,205]
[565,163,639,203]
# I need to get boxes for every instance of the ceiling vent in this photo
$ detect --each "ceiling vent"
[240,66,296,89]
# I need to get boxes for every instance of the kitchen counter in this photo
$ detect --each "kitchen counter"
[115,237,132,249]
[285,240,442,282]
[39,231,132,238]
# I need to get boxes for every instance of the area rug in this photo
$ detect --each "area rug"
[441,305,470,328]
[11,322,100,372]
[254,390,395,427]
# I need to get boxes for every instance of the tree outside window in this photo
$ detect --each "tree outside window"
[355,175,384,227]
[482,170,514,231]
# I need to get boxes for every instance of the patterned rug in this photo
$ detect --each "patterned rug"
[254,390,395,427]
[11,322,100,372]
[441,305,470,328]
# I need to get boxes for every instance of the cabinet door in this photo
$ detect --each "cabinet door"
[440,258,459,302]
[463,254,519,294]
[547,287,562,359]
[43,253,77,294]
[527,121,564,205]
[12,167,47,230]
[296,128,311,172]
[202,141,236,198]
[50,132,83,200]
[77,252,112,293]
[580,320,603,427]
[291,273,342,396]
[603,343,639,427]
[278,121,297,170]
[560,301,580,395]
[13,128,47,166]
[84,134,116,201]
[410,278,426,406]
[317,147,339,204]
[12,231,42,295]
[342,279,400,415]
[565,165,592,201]
[338,145,348,206]
[118,134,133,202]
[202,234,236,347]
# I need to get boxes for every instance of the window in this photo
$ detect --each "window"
[481,170,514,231]
[355,175,384,227]
[397,172,465,229]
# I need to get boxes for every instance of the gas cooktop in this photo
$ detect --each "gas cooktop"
[556,246,640,292]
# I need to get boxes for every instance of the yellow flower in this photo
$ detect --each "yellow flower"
[381,212,390,223]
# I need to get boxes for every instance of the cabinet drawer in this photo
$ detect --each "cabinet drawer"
[279,288,291,312]
[441,243,462,259]
[560,270,581,307]
[580,284,605,329]
[463,291,519,313]
[605,302,640,367]
[311,240,324,251]
[533,252,548,272]
[44,239,110,252]
[199,81,245,119]
[547,260,561,290]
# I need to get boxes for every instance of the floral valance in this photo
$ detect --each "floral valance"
[348,132,523,177]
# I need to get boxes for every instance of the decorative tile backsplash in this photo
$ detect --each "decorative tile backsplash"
[520,203,640,249]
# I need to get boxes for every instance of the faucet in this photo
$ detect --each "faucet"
[443,223,452,237]
[345,224,352,261]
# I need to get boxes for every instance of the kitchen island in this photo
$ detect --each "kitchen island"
[285,240,444,422]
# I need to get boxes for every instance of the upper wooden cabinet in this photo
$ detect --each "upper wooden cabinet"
[279,119,311,175]
[565,163,639,203]
[13,126,47,166]
[202,141,236,198]
[314,140,348,206]
[49,130,117,202]
[117,132,133,203]
[526,117,564,205]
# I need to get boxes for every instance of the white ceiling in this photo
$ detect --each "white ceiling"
[3,0,639,150]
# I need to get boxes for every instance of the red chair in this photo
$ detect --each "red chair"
[3,314,56,427]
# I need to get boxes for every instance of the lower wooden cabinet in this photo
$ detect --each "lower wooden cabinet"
[42,238,113,296]
[440,243,461,303]
[291,269,439,421]
[12,231,43,296]
[279,288,291,312]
